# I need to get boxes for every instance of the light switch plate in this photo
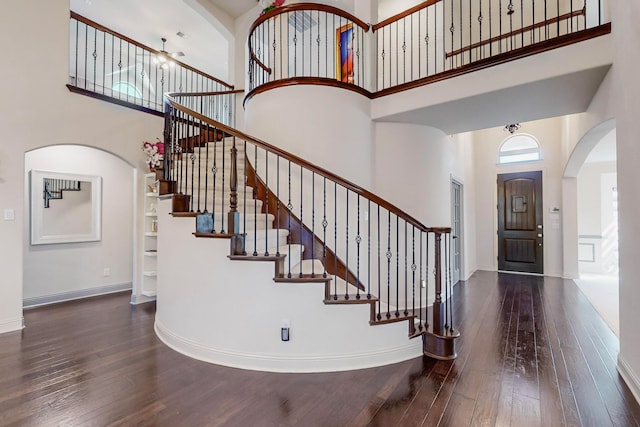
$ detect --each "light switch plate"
[3,209,15,221]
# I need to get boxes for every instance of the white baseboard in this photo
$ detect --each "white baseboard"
[155,320,423,373]
[130,293,156,305]
[0,317,24,334]
[23,283,132,308]
[618,356,640,405]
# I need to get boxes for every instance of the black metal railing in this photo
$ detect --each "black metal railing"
[248,3,371,95]
[373,0,606,91]
[69,12,233,114]
[164,93,457,349]
[247,1,609,95]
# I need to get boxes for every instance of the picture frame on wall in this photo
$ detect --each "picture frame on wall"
[336,24,354,83]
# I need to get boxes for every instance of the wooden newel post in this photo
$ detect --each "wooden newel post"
[432,231,445,335]
[422,227,459,361]
[228,137,240,234]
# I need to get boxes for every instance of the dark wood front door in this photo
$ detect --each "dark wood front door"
[497,171,543,273]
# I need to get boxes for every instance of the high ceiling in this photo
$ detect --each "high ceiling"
[205,0,257,19]
[70,0,231,81]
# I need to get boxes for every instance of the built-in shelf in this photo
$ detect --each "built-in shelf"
[140,173,159,301]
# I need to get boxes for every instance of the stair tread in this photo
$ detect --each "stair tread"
[228,254,286,262]
[324,294,379,304]
[274,274,331,283]
[370,311,418,326]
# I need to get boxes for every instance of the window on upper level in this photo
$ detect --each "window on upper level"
[498,134,542,164]
[112,81,142,98]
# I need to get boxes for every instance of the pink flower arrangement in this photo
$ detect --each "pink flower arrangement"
[259,0,285,15]
[142,140,164,168]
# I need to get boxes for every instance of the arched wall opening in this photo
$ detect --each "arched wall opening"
[562,118,616,279]
[23,145,136,307]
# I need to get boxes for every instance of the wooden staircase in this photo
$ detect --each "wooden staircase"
[160,119,460,361]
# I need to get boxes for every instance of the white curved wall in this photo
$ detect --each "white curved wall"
[245,85,374,190]
[155,198,422,372]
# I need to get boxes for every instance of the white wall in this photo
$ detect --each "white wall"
[373,123,476,280]
[155,198,422,372]
[472,117,565,276]
[577,162,617,274]
[245,85,374,188]
[0,0,162,333]
[612,0,640,403]
[23,145,134,304]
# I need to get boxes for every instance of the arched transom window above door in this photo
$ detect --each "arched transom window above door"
[498,134,542,164]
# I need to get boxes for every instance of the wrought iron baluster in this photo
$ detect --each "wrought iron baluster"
[426,231,430,329]
[367,200,371,299]
[419,231,424,330]
[288,161,293,277]
[220,137,226,233]
[356,194,361,299]
[265,150,269,256]
[396,216,400,317]
[334,182,338,299]
[444,231,450,330]
[299,165,303,278]
[404,221,408,316]
[312,171,316,278]
[74,19,79,87]
[93,27,97,92]
[322,178,327,277]
[212,135,218,233]
[386,211,391,318]
[253,145,258,255]
[242,141,248,252]
[276,155,280,256]
[377,206,381,319]
[345,188,349,298]
[521,0,525,47]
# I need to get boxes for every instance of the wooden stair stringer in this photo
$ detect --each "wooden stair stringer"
[244,158,366,292]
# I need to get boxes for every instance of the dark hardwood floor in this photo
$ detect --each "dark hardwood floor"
[1,271,638,426]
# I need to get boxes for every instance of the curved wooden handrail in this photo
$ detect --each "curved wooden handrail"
[372,0,442,32]
[247,3,371,89]
[244,76,373,105]
[166,90,244,97]
[165,93,446,234]
[71,11,234,90]
[249,3,370,37]
[250,53,272,75]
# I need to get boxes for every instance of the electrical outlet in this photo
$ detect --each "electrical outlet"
[281,319,290,342]
[103,268,110,277]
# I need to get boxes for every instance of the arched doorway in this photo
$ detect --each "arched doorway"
[563,119,618,335]
[23,145,135,307]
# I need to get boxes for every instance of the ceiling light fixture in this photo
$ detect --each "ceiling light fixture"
[504,123,521,134]
[156,38,171,69]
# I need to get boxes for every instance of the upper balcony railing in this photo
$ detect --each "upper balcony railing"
[248,3,371,98]
[247,0,610,99]
[69,12,234,119]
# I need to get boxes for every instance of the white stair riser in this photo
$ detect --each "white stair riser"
[243,230,290,253]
